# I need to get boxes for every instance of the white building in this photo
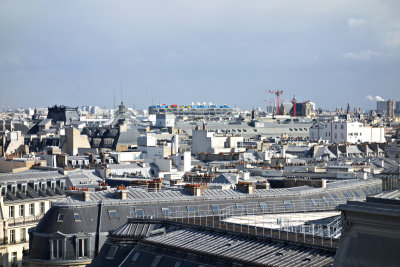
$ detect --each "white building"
[191,129,245,155]
[309,120,385,144]
[155,114,175,128]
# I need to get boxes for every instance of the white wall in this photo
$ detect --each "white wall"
[310,121,385,143]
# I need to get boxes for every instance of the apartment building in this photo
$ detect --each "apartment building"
[0,171,67,267]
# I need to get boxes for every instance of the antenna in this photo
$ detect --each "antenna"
[113,90,116,110]
[133,96,136,111]
[120,80,123,103]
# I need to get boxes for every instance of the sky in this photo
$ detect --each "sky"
[0,0,399,111]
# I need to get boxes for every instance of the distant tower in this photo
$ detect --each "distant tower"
[387,99,394,118]
[290,94,297,117]
[251,108,256,120]
[346,102,350,114]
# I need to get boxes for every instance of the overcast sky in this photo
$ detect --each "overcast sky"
[0,0,399,110]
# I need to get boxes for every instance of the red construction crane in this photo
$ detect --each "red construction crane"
[290,94,297,117]
[267,90,284,115]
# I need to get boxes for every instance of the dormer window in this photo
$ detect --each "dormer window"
[21,185,27,193]
[57,214,64,222]
[11,185,17,194]
[74,213,82,222]
[34,184,39,191]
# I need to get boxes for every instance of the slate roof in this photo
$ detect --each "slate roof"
[52,178,382,207]
[92,218,335,267]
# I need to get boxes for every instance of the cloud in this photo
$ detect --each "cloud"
[365,95,385,101]
[384,31,400,46]
[348,18,366,28]
[342,50,380,60]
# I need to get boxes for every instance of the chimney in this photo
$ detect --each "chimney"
[116,186,129,200]
[56,154,68,168]
[321,179,326,188]
[256,181,270,189]
[184,184,208,196]
[66,188,91,201]
[100,152,106,164]
[202,122,206,131]
[89,153,95,164]
[236,182,254,194]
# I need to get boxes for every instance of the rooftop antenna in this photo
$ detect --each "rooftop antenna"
[113,90,116,110]
[120,79,123,103]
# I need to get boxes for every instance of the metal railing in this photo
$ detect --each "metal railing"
[131,196,357,248]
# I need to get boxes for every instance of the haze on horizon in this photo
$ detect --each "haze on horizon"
[0,0,399,111]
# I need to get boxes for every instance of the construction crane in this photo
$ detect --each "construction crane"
[267,90,284,115]
[290,94,297,117]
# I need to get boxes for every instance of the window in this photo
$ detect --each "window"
[9,206,15,218]
[78,238,88,258]
[284,201,293,209]
[332,194,339,201]
[322,196,329,204]
[74,213,82,221]
[108,210,118,219]
[52,239,63,259]
[236,203,245,211]
[131,251,141,262]
[260,202,268,211]
[211,205,220,213]
[40,202,45,214]
[57,214,64,222]
[10,230,15,243]
[187,206,196,215]
[135,209,144,217]
[343,193,350,200]
[29,203,35,215]
[22,185,27,193]
[174,262,182,267]
[11,252,17,267]
[20,228,26,241]
[353,191,360,198]
[161,208,170,216]
[34,184,39,191]
[105,245,118,260]
[19,205,25,217]
[311,199,318,206]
